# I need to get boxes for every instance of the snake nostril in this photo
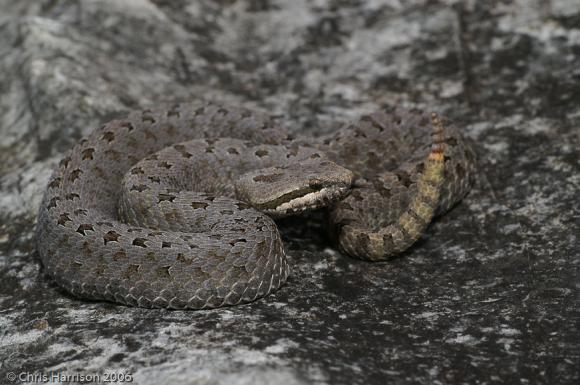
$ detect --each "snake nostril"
[255,149,269,157]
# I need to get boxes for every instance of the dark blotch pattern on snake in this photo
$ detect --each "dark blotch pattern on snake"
[36,102,475,309]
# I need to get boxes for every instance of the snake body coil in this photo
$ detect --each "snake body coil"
[36,103,475,309]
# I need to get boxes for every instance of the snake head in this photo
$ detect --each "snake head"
[235,158,354,217]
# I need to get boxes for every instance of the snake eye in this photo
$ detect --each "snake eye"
[308,179,323,189]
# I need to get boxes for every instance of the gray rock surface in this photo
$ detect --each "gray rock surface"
[0,1,578,384]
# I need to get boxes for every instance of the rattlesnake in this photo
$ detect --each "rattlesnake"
[36,102,474,309]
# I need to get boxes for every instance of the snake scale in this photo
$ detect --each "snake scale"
[36,102,475,309]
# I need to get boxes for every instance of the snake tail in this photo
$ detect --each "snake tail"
[338,112,447,261]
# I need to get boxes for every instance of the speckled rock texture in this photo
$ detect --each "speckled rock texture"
[0,1,578,384]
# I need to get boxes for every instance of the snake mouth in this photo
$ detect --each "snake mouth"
[257,183,352,217]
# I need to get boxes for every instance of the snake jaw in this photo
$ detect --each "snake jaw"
[265,184,352,217]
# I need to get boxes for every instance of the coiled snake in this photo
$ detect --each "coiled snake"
[36,103,474,309]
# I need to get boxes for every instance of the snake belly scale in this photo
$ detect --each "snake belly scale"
[36,102,475,309]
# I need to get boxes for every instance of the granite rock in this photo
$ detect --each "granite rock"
[0,1,578,384]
